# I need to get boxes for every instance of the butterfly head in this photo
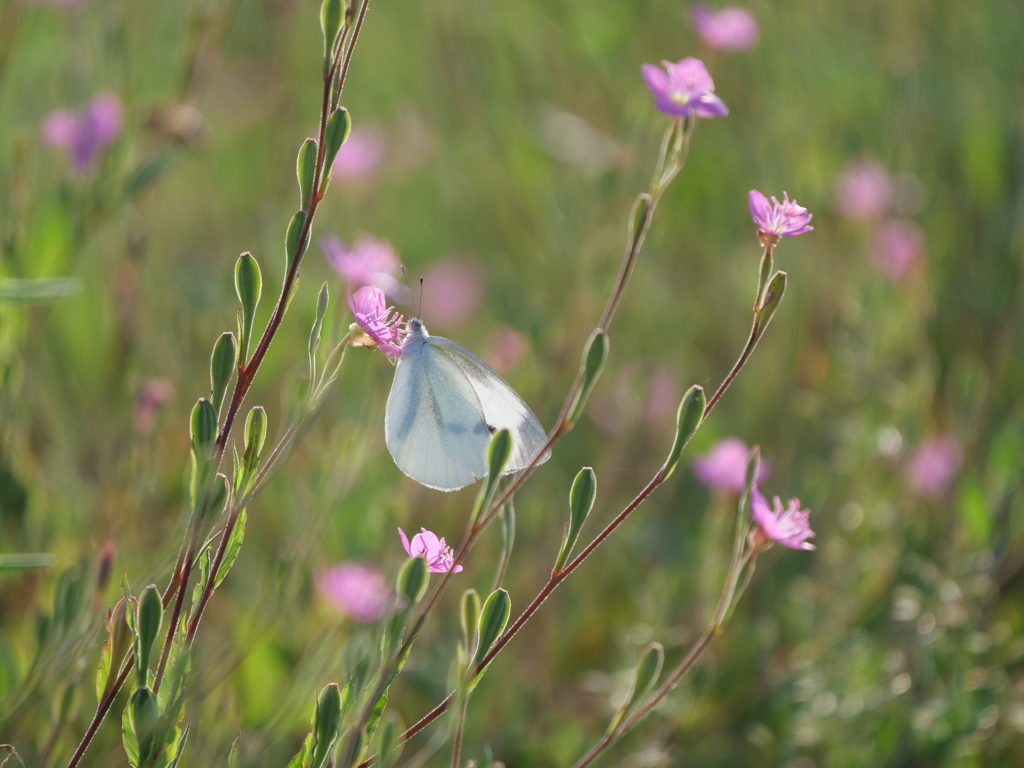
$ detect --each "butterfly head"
[406,318,429,339]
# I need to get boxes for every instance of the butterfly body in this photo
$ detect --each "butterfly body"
[385,319,550,491]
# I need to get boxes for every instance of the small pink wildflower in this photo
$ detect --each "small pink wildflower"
[322,233,401,294]
[905,435,962,498]
[347,286,406,358]
[419,259,485,328]
[751,484,816,551]
[870,220,925,281]
[692,438,771,493]
[690,5,759,52]
[748,190,814,242]
[641,58,728,119]
[398,528,463,574]
[834,159,892,221]
[42,92,122,172]
[332,127,385,180]
[316,563,391,623]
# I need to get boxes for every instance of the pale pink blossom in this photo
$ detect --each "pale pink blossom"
[322,233,402,294]
[332,127,385,180]
[748,190,814,240]
[316,563,391,623]
[645,368,680,427]
[692,438,771,493]
[751,485,816,551]
[641,58,728,119]
[690,5,759,52]
[870,220,925,281]
[42,92,122,172]
[398,528,463,574]
[347,286,406,358]
[420,259,485,328]
[834,159,892,221]
[486,326,529,375]
[905,435,962,498]
[134,379,175,435]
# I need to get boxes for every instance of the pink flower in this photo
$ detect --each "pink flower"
[398,528,463,574]
[317,564,391,623]
[905,435,962,498]
[690,5,759,52]
[42,92,122,172]
[751,485,816,551]
[641,58,728,119]
[692,438,771,493]
[748,190,814,240]
[322,233,402,295]
[134,379,175,435]
[870,220,925,281]
[644,367,680,427]
[347,286,406,358]
[419,259,485,328]
[486,326,529,375]
[834,159,892,221]
[332,127,385,180]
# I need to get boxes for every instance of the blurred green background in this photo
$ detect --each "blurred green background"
[3,0,1024,765]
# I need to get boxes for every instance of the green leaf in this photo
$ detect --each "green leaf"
[97,598,132,700]
[607,642,664,734]
[130,687,160,765]
[377,719,402,768]
[234,253,262,362]
[555,467,597,572]
[228,735,240,768]
[473,429,512,523]
[309,282,330,384]
[472,589,510,671]
[628,193,652,251]
[660,386,706,481]
[285,211,309,271]
[297,139,319,211]
[285,734,313,768]
[0,553,55,572]
[135,586,163,683]
[122,698,140,767]
[0,277,79,305]
[567,329,608,426]
[214,511,247,589]
[396,557,428,607]
[210,333,238,415]
[166,721,190,768]
[189,398,218,450]
[321,108,352,187]
[189,548,212,621]
[53,566,83,630]
[758,271,787,329]
[243,407,267,472]
[460,589,481,656]
[311,684,343,768]
[320,0,344,61]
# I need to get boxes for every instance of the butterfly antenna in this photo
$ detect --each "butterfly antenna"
[400,265,421,317]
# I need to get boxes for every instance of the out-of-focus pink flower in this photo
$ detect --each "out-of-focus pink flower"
[333,127,384,180]
[645,368,680,427]
[748,190,814,241]
[834,159,892,221]
[641,58,728,119]
[905,435,962,498]
[316,563,391,623]
[692,438,771,493]
[398,528,463,574]
[870,219,925,281]
[690,5,758,52]
[420,259,485,328]
[134,379,175,435]
[751,484,816,551]
[347,286,406,358]
[42,92,122,172]
[322,233,402,295]
[486,326,529,375]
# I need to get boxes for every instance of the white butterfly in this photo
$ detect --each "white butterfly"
[385,318,550,491]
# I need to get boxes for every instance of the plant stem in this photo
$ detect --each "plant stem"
[377,231,779,751]
[450,696,469,768]
[64,6,372,763]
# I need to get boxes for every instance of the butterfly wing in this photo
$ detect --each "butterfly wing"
[385,336,491,491]
[427,336,550,473]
